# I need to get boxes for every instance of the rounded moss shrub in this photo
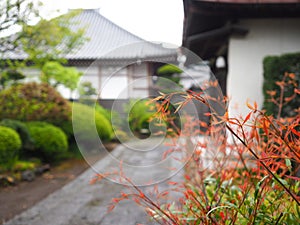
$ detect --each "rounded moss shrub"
[0,126,22,170]
[0,119,33,150]
[72,102,113,143]
[0,82,71,135]
[26,122,68,162]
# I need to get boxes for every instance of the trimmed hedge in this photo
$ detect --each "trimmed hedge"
[263,52,300,117]
[26,122,68,162]
[0,126,22,170]
[0,82,72,135]
[72,102,113,143]
[0,119,33,151]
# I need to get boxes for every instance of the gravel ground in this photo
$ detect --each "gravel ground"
[4,138,183,225]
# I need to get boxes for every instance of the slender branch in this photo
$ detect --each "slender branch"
[262,113,300,161]
[226,124,300,205]
[274,213,283,225]
[124,177,179,225]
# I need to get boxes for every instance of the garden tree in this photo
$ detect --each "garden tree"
[22,10,86,94]
[21,9,86,67]
[41,61,82,95]
[0,2,86,90]
[78,81,97,98]
[0,68,25,90]
[0,0,38,89]
[0,0,40,53]
[0,59,25,90]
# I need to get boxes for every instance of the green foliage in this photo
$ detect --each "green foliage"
[0,119,33,151]
[106,82,300,224]
[157,64,183,76]
[263,52,300,117]
[0,126,22,170]
[123,99,167,134]
[124,99,155,132]
[72,102,113,143]
[26,121,68,162]
[0,82,72,135]
[0,2,86,95]
[21,9,86,67]
[78,81,97,98]
[41,61,82,92]
[94,103,122,129]
[95,104,112,122]
[0,69,25,90]
[0,0,40,54]
[94,103,125,140]
[156,64,183,94]
[174,177,300,225]
[12,160,38,172]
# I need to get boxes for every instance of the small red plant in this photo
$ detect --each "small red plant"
[93,73,300,224]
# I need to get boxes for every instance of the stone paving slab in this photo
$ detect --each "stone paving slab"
[4,138,183,225]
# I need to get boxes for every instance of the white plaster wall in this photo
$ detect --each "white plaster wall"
[20,64,152,99]
[228,18,300,117]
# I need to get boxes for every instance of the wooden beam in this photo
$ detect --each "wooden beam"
[186,25,248,46]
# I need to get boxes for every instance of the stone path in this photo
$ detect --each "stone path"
[4,138,184,225]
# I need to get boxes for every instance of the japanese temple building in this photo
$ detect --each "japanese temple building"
[4,9,177,99]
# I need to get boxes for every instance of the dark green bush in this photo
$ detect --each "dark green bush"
[0,119,33,150]
[0,82,72,135]
[263,52,300,117]
[72,102,113,143]
[0,126,22,170]
[26,121,68,162]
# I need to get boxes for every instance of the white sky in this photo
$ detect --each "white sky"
[40,0,184,46]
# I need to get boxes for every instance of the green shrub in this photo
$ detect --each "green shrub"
[95,104,111,121]
[26,121,68,162]
[0,126,21,170]
[138,113,153,130]
[123,99,167,135]
[0,82,72,135]
[156,64,183,94]
[157,64,183,76]
[124,99,155,132]
[75,100,121,129]
[95,103,122,129]
[0,119,33,150]
[263,52,300,117]
[72,102,113,143]
[12,160,38,172]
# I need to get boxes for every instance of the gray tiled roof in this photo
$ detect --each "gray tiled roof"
[3,9,177,62]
